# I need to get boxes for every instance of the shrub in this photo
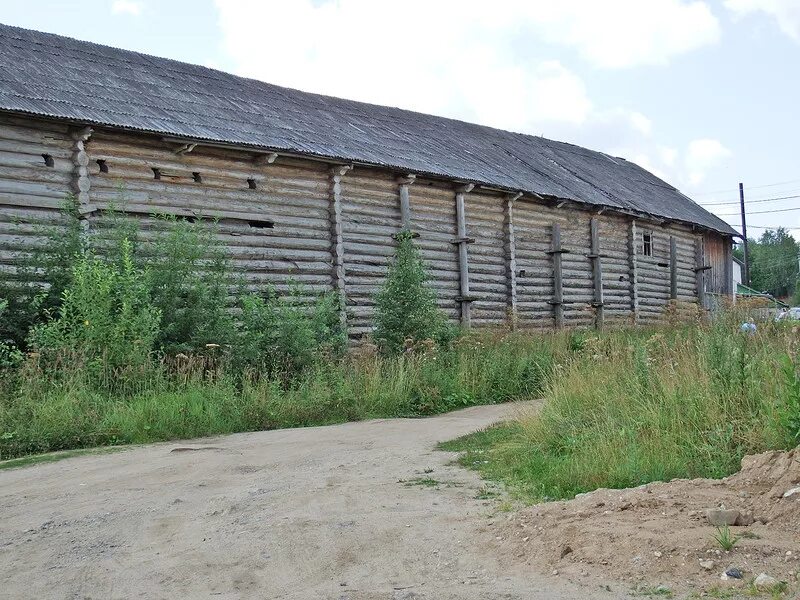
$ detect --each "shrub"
[373,231,454,354]
[29,239,160,376]
[144,216,235,354]
[0,196,85,349]
[233,286,346,378]
[0,300,24,369]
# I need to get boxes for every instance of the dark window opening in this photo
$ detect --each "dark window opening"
[42,154,54,167]
[192,172,202,183]
[183,216,197,224]
[247,178,257,190]
[248,219,274,229]
[97,159,108,173]
[152,167,161,180]
[642,231,653,257]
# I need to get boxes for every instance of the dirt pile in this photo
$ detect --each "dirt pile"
[494,448,800,595]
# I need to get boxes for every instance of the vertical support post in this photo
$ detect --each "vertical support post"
[504,192,522,330]
[589,217,604,329]
[397,174,416,231]
[739,183,750,286]
[629,219,639,323]
[329,164,352,331]
[669,236,678,300]
[695,235,706,309]
[723,237,734,298]
[550,223,564,328]
[455,183,474,328]
[70,126,93,225]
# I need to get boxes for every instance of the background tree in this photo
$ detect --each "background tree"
[735,228,799,300]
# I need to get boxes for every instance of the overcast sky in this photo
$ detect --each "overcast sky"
[3,0,799,238]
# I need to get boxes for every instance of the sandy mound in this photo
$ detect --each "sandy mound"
[492,448,800,595]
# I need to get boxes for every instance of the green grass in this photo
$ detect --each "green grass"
[441,310,800,503]
[401,477,441,488]
[0,331,553,460]
[713,525,740,551]
[0,446,125,470]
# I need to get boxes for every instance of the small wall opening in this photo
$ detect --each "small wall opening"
[152,167,161,180]
[247,178,257,190]
[192,172,202,183]
[97,159,108,173]
[248,219,274,229]
[642,231,653,257]
[42,154,54,167]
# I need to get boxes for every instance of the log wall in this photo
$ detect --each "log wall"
[0,114,734,337]
[0,117,74,287]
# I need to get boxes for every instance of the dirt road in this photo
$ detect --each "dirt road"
[0,402,626,600]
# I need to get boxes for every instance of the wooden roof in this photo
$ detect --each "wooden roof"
[0,23,736,235]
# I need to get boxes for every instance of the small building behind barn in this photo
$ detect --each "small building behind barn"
[0,24,737,337]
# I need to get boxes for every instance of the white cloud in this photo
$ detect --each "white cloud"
[213,0,725,191]
[725,0,800,40]
[512,0,721,69]
[685,139,733,185]
[215,1,598,130]
[111,0,143,16]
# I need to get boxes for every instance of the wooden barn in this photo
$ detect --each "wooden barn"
[0,24,737,337]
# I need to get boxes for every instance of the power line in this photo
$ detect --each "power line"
[717,206,800,217]
[699,193,800,207]
[732,224,800,230]
[692,178,800,196]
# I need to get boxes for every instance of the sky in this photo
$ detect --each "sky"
[2,0,799,239]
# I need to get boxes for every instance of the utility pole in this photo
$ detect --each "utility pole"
[739,182,750,286]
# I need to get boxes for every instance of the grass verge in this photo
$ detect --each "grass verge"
[441,315,800,503]
[0,332,553,460]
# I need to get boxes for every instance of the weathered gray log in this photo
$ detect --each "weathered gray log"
[397,174,416,231]
[589,217,604,328]
[629,219,639,322]
[548,223,564,328]
[330,164,352,329]
[70,126,92,208]
[455,183,474,328]
[504,192,521,329]
[669,236,678,300]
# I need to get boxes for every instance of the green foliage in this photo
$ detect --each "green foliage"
[712,525,740,552]
[144,216,235,354]
[0,331,550,460]
[233,287,346,378]
[778,354,800,444]
[29,239,160,375]
[744,227,799,299]
[373,231,455,354]
[0,300,24,368]
[0,196,86,348]
[444,320,796,503]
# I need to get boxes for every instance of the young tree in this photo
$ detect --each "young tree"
[373,231,453,354]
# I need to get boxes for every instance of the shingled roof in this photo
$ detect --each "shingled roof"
[0,23,736,236]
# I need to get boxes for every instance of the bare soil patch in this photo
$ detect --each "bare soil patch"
[495,448,800,596]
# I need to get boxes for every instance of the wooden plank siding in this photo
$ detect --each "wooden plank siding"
[0,114,735,338]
